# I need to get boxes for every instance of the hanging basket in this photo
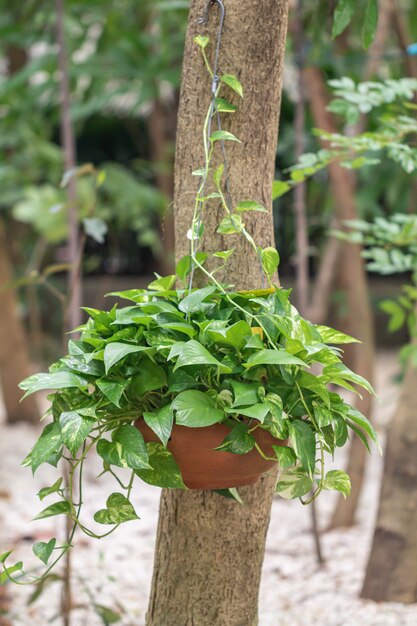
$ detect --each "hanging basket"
[136,418,287,490]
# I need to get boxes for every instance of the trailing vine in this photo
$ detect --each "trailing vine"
[0,35,378,590]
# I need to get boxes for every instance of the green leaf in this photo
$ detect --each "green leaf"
[230,380,261,407]
[27,573,62,606]
[214,488,243,503]
[0,551,12,564]
[333,415,348,447]
[97,424,151,470]
[316,325,360,345]
[135,442,186,488]
[215,97,237,113]
[314,404,333,428]
[261,247,280,278]
[347,420,371,453]
[298,372,330,407]
[159,322,197,338]
[176,255,191,280]
[0,561,23,584]
[112,307,150,326]
[323,363,375,395]
[321,469,351,497]
[33,500,71,521]
[129,358,167,396]
[332,0,355,38]
[235,201,267,213]
[19,371,88,399]
[379,300,406,332]
[96,378,128,407]
[215,422,255,454]
[363,0,378,49]
[272,180,291,199]
[272,445,297,469]
[288,420,316,478]
[227,403,270,423]
[23,423,63,473]
[94,493,139,525]
[213,164,224,189]
[33,539,56,565]
[245,334,264,349]
[205,320,252,350]
[212,249,234,261]
[59,411,95,457]
[170,340,232,373]
[210,130,241,143]
[172,390,225,427]
[147,275,176,291]
[103,342,154,373]
[167,368,197,392]
[347,407,380,450]
[216,215,243,234]
[275,467,313,499]
[194,34,209,49]
[221,74,243,98]
[143,405,174,447]
[38,478,63,501]
[178,286,216,313]
[243,349,305,369]
[94,605,122,625]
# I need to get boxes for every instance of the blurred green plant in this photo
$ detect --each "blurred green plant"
[0,0,188,266]
[274,77,417,204]
[338,214,417,366]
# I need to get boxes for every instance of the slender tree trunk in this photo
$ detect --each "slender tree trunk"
[56,2,80,624]
[291,5,324,565]
[56,0,81,332]
[390,0,417,215]
[146,2,289,625]
[148,97,177,273]
[361,361,417,602]
[362,0,394,81]
[393,0,417,80]
[0,219,40,423]
[304,66,375,529]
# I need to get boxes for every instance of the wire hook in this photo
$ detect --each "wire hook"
[198,0,225,27]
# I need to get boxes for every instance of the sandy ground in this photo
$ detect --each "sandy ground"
[1,350,417,626]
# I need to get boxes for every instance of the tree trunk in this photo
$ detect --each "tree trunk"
[393,0,417,80]
[56,0,81,332]
[148,97,177,274]
[361,362,417,602]
[146,2,289,625]
[304,66,375,529]
[0,219,39,423]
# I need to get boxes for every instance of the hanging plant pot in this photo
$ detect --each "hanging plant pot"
[136,418,287,490]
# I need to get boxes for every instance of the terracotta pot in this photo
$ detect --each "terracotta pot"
[136,419,287,490]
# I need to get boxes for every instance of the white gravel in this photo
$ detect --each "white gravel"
[1,351,417,626]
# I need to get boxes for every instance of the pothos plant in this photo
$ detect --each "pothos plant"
[0,36,378,585]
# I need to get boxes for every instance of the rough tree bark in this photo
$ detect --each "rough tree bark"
[146,2,289,625]
[361,362,417,602]
[304,66,375,529]
[0,219,40,423]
